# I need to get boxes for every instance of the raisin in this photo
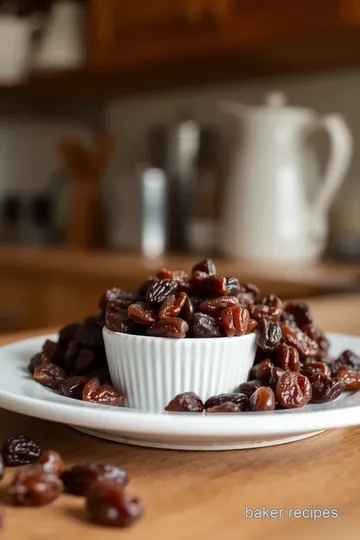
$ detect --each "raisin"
[198,275,227,297]
[82,378,125,406]
[165,392,204,412]
[128,303,157,326]
[191,259,216,276]
[58,322,82,346]
[76,317,104,349]
[39,450,64,477]
[301,360,331,378]
[301,324,330,355]
[99,288,137,312]
[106,312,136,334]
[198,296,239,318]
[276,372,312,408]
[251,359,274,382]
[247,319,258,333]
[336,366,360,390]
[249,304,282,322]
[238,380,264,398]
[281,322,319,359]
[269,366,285,391]
[8,465,63,506]
[237,292,256,307]
[206,402,240,413]
[284,302,313,327]
[277,343,300,372]
[147,317,189,338]
[337,349,360,370]
[156,268,188,280]
[33,363,66,389]
[159,293,187,319]
[73,349,97,376]
[181,296,197,325]
[28,352,50,375]
[146,279,178,304]
[257,319,282,352]
[42,340,58,362]
[240,283,260,298]
[262,294,283,309]
[192,313,222,338]
[62,463,128,496]
[136,278,157,300]
[310,375,345,403]
[221,305,250,337]
[226,277,241,296]
[250,387,276,411]
[204,393,249,411]
[1,435,42,467]
[60,376,89,400]
[86,481,144,528]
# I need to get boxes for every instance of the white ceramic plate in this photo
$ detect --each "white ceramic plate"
[0,333,359,451]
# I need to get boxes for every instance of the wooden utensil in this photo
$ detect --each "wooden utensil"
[59,132,115,249]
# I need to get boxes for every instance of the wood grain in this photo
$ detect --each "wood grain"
[0,294,360,538]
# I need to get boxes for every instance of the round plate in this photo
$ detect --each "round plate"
[0,333,359,451]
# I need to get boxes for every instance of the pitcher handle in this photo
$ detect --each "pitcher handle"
[309,114,353,217]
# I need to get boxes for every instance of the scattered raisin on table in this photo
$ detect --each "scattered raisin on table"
[221,305,250,337]
[251,359,274,383]
[73,349,97,376]
[86,481,144,528]
[146,279,178,304]
[147,317,189,338]
[192,313,222,338]
[33,363,66,390]
[28,352,50,375]
[250,387,276,411]
[62,463,128,496]
[206,402,241,413]
[204,393,249,411]
[277,343,300,372]
[165,392,204,412]
[1,435,42,467]
[238,380,264,398]
[39,450,64,477]
[310,375,345,403]
[9,465,63,506]
[82,378,125,406]
[257,319,282,352]
[159,293,187,319]
[60,376,89,400]
[128,303,157,326]
[276,372,312,408]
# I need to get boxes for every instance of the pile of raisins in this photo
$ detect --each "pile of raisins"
[29,257,360,413]
[0,434,143,529]
[102,259,259,338]
[164,293,360,412]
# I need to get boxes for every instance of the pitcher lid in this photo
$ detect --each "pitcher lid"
[249,91,314,117]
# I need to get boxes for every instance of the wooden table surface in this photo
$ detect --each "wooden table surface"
[1,294,360,540]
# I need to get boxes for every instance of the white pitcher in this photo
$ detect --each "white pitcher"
[220,92,353,260]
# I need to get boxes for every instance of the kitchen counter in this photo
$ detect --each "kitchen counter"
[0,292,360,540]
[0,244,360,332]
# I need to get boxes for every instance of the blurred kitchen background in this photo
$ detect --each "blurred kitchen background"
[1,0,360,332]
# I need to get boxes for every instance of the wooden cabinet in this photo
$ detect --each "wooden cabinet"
[89,0,360,73]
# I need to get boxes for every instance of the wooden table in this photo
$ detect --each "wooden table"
[1,294,360,540]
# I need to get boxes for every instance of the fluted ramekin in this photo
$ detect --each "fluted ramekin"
[103,328,257,412]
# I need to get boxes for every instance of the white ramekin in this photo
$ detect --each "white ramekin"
[103,327,257,412]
